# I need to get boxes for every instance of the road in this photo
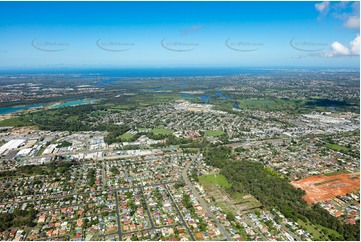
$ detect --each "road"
[226,138,287,148]
[163,183,195,241]
[242,215,268,241]
[139,186,155,229]
[101,162,106,190]
[182,161,232,241]
[268,213,302,241]
[74,168,83,190]
[114,193,123,240]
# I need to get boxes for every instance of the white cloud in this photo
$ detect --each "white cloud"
[316,1,359,30]
[315,1,330,14]
[349,34,360,54]
[344,15,360,29]
[330,42,350,55]
[322,34,360,57]
[313,1,360,58]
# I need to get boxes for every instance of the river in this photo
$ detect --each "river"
[0,99,99,115]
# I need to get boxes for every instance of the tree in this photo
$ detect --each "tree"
[226,211,235,221]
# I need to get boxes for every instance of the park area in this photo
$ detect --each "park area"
[204,130,224,137]
[292,173,360,204]
[199,174,261,215]
[119,132,135,141]
[150,128,173,135]
[199,174,231,189]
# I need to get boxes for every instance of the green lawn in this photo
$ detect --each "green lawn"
[204,130,224,137]
[151,128,173,135]
[297,219,324,240]
[325,143,349,152]
[199,174,231,189]
[119,133,136,141]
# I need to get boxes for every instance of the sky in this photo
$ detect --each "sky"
[0,1,359,69]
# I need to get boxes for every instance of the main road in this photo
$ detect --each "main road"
[182,161,232,241]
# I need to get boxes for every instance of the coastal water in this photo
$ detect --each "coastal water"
[0,99,98,115]
[52,99,97,108]
[328,106,340,112]
[180,94,194,98]
[0,67,277,77]
[180,93,210,103]
[200,95,210,103]
[233,101,240,109]
[215,92,230,99]
[0,104,45,115]
[181,92,231,103]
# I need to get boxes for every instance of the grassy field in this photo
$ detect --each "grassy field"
[89,110,108,116]
[230,192,262,210]
[119,133,136,141]
[0,117,32,127]
[325,143,349,152]
[236,98,299,111]
[315,224,341,239]
[230,97,351,113]
[297,219,340,240]
[324,170,350,176]
[199,173,261,215]
[204,130,225,137]
[297,219,324,240]
[151,128,173,135]
[67,115,79,122]
[108,105,131,111]
[199,174,231,189]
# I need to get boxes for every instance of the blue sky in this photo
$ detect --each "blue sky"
[0,1,359,69]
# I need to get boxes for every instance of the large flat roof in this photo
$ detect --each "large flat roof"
[0,139,26,155]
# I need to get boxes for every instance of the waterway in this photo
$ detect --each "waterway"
[0,99,99,115]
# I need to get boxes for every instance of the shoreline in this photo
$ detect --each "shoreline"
[0,98,99,116]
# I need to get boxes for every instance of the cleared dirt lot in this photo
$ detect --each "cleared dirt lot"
[291,173,360,204]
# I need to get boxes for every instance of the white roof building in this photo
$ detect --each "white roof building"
[0,139,26,155]
[16,148,32,157]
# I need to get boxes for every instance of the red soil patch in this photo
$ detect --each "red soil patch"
[291,173,360,204]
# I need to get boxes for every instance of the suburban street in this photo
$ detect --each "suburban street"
[164,184,195,241]
[114,193,123,240]
[182,161,232,241]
